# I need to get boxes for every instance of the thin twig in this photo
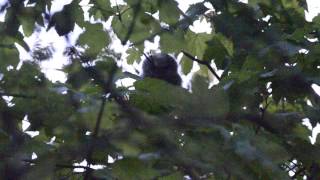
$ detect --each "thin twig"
[176,6,192,24]
[68,48,144,179]
[56,164,91,170]
[256,94,270,134]
[291,167,306,179]
[22,159,91,170]
[115,1,122,21]
[68,48,119,179]
[83,67,116,180]
[182,50,221,81]
[121,7,132,15]
[83,97,107,179]
[143,52,152,63]
[122,2,141,45]
[0,44,15,49]
[0,92,35,98]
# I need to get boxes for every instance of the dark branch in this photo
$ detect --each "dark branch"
[0,92,35,99]
[122,2,141,45]
[84,77,116,180]
[66,48,118,179]
[291,167,306,179]
[182,50,221,81]
[68,48,144,179]
[115,1,122,21]
[22,159,91,170]
[56,164,91,170]
[0,44,15,49]
[83,63,117,180]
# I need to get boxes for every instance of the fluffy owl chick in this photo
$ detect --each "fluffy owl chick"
[142,53,182,86]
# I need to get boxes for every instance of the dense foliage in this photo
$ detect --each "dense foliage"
[0,0,320,179]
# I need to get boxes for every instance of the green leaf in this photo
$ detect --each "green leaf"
[130,78,188,114]
[186,2,209,19]
[292,124,311,142]
[158,172,184,180]
[25,157,55,180]
[179,31,211,74]
[126,47,141,64]
[183,30,211,59]
[15,32,31,51]
[112,158,159,179]
[88,0,113,21]
[187,75,230,118]
[158,0,180,24]
[204,33,233,69]
[100,102,120,130]
[160,30,185,53]
[180,56,193,75]
[112,8,161,44]
[48,2,83,36]
[18,8,36,37]
[113,142,141,156]
[0,47,19,71]
[77,22,110,57]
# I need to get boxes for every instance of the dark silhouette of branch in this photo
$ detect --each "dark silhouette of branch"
[121,2,142,45]
[182,50,221,81]
[56,164,91,170]
[22,159,91,170]
[83,67,117,180]
[123,71,142,80]
[291,167,306,179]
[115,1,132,22]
[256,94,270,133]
[119,7,132,16]
[115,1,122,21]
[176,6,193,24]
[0,92,35,98]
[308,163,320,180]
[83,100,107,179]
[67,48,118,179]
[0,44,15,49]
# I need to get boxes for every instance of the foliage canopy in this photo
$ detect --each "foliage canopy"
[0,0,320,179]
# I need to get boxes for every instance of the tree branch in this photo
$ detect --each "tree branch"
[0,92,35,98]
[0,44,15,49]
[22,159,91,170]
[83,67,116,180]
[64,48,117,179]
[121,2,141,45]
[182,50,221,81]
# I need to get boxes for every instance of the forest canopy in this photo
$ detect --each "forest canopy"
[0,0,320,179]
